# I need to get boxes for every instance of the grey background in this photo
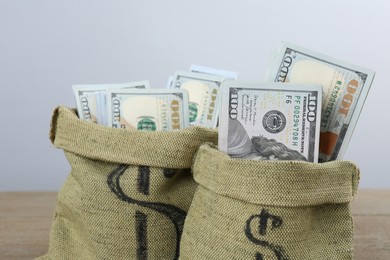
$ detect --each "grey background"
[1,0,389,191]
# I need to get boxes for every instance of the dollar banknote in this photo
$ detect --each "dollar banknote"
[166,65,237,88]
[171,71,225,128]
[72,81,150,124]
[190,64,239,80]
[265,42,375,162]
[219,81,322,162]
[107,88,189,131]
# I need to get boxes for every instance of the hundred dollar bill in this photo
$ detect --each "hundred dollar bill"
[72,81,150,124]
[190,64,239,80]
[171,71,225,128]
[107,88,189,131]
[219,81,322,162]
[266,42,375,162]
[96,81,151,125]
[166,65,237,88]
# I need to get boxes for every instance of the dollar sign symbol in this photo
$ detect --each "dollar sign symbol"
[245,208,289,260]
[107,164,187,260]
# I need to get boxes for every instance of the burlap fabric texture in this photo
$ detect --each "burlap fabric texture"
[37,107,217,260]
[180,144,360,260]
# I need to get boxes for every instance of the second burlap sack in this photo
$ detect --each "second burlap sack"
[180,144,360,260]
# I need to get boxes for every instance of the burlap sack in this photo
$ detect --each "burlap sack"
[38,107,217,260]
[180,144,360,260]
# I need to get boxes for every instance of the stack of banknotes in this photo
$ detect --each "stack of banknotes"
[73,42,375,163]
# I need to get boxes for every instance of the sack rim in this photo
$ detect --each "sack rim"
[49,106,218,168]
[192,144,360,207]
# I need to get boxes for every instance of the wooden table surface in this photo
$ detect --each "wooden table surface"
[0,190,389,259]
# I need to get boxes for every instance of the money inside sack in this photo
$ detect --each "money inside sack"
[72,43,375,163]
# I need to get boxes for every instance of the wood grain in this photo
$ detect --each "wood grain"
[0,192,56,260]
[0,190,389,259]
[351,189,390,259]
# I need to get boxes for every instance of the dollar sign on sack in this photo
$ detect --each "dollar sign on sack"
[245,208,289,260]
[107,164,187,260]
